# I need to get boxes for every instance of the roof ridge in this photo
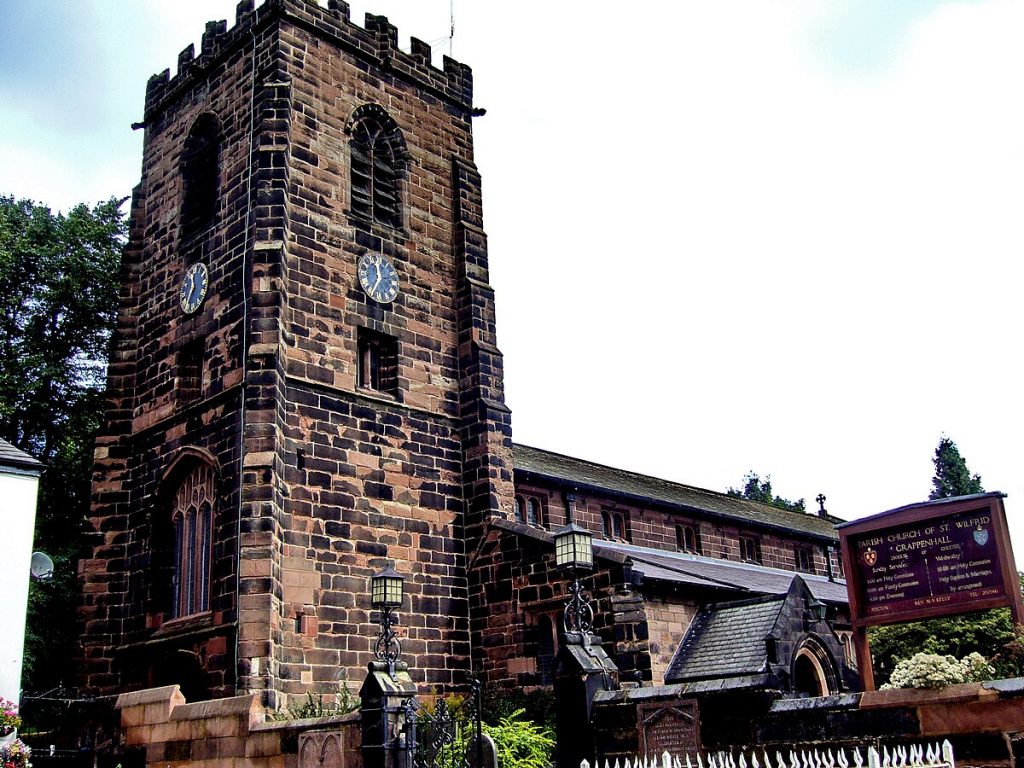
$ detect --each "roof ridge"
[512,442,838,526]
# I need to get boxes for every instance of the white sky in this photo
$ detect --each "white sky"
[2,0,1024,560]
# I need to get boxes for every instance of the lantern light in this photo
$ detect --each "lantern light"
[371,565,405,609]
[554,523,594,571]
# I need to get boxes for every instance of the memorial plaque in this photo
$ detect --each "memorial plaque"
[839,493,1023,628]
[638,699,701,758]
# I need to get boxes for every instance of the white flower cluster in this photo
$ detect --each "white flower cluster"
[881,651,995,690]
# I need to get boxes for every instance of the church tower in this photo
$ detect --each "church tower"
[79,0,513,707]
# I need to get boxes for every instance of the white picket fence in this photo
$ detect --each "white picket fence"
[583,740,955,768]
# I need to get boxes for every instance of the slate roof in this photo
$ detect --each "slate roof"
[0,438,42,474]
[665,593,784,683]
[596,540,849,604]
[513,444,840,542]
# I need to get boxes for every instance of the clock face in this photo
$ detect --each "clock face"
[357,253,400,304]
[179,262,209,314]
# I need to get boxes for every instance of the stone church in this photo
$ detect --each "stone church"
[78,0,856,709]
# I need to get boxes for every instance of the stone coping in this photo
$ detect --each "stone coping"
[860,681,999,709]
[768,693,861,712]
[170,694,262,721]
[115,685,184,709]
[250,710,360,733]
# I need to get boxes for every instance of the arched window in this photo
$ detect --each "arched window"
[740,535,762,563]
[514,496,525,523]
[348,104,406,228]
[601,511,612,539]
[180,114,220,240]
[171,462,215,617]
[527,498,540,526]
[677,524,701,554]
[612,513,625,540]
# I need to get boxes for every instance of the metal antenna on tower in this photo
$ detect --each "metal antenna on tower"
[449,0,454,57]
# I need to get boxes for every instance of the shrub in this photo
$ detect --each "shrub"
[881,651,995,689]
[480,687,555,734]
[267,688,359,721]
[482,709,555,768]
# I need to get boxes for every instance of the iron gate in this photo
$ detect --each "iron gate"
[401,680,484,768]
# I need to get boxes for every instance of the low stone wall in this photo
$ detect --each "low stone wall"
[116,685,363,768]
[593,678,1024,768]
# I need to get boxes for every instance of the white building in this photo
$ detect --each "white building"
[0,439,42,705]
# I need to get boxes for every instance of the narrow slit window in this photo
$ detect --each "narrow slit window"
[357,327,399,396]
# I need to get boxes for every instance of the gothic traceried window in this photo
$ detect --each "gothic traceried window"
[349,105,406,229]
[172,463,215,617]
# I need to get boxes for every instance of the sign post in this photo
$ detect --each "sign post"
[838,493,1024,690]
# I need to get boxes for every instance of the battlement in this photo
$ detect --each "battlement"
[144,0,473,120]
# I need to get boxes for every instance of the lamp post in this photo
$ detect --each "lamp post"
[370,565,405,678]
[554,523,594,634]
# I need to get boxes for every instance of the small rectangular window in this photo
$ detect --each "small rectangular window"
[795,546,815,574]
[740,535,762,564]
[357,328,398,395]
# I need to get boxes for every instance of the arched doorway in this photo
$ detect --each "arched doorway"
[792,636,838,697]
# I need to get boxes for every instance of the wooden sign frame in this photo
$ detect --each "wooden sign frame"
[838,493,1024,690]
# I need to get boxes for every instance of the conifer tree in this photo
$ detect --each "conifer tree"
[929,436,984,500]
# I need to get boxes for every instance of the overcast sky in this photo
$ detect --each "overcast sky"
[2,0,1024,560]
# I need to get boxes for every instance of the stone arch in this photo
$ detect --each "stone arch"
[791,634,839,697]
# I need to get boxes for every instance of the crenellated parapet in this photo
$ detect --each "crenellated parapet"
[144,0,474,121]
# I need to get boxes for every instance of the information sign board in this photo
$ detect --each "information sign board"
[837,492,1023,689]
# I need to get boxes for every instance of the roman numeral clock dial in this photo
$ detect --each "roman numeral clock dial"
[357,253,400,304]
[179,262,209,314]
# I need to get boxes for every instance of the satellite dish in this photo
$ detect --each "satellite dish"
[30,551,54,581]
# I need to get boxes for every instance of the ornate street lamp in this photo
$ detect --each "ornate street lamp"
[370,565,405,677]
[554,523,594,634]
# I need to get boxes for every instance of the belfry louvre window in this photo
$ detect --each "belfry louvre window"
[172,463,215,617]
[357,327,399,395]
[349,107,406,228]
[180,114,220,240]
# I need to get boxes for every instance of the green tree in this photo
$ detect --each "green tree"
[869,438,1023,684]
[727,471,805,513]
[930,436,984,500]
[0,196,126,693]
